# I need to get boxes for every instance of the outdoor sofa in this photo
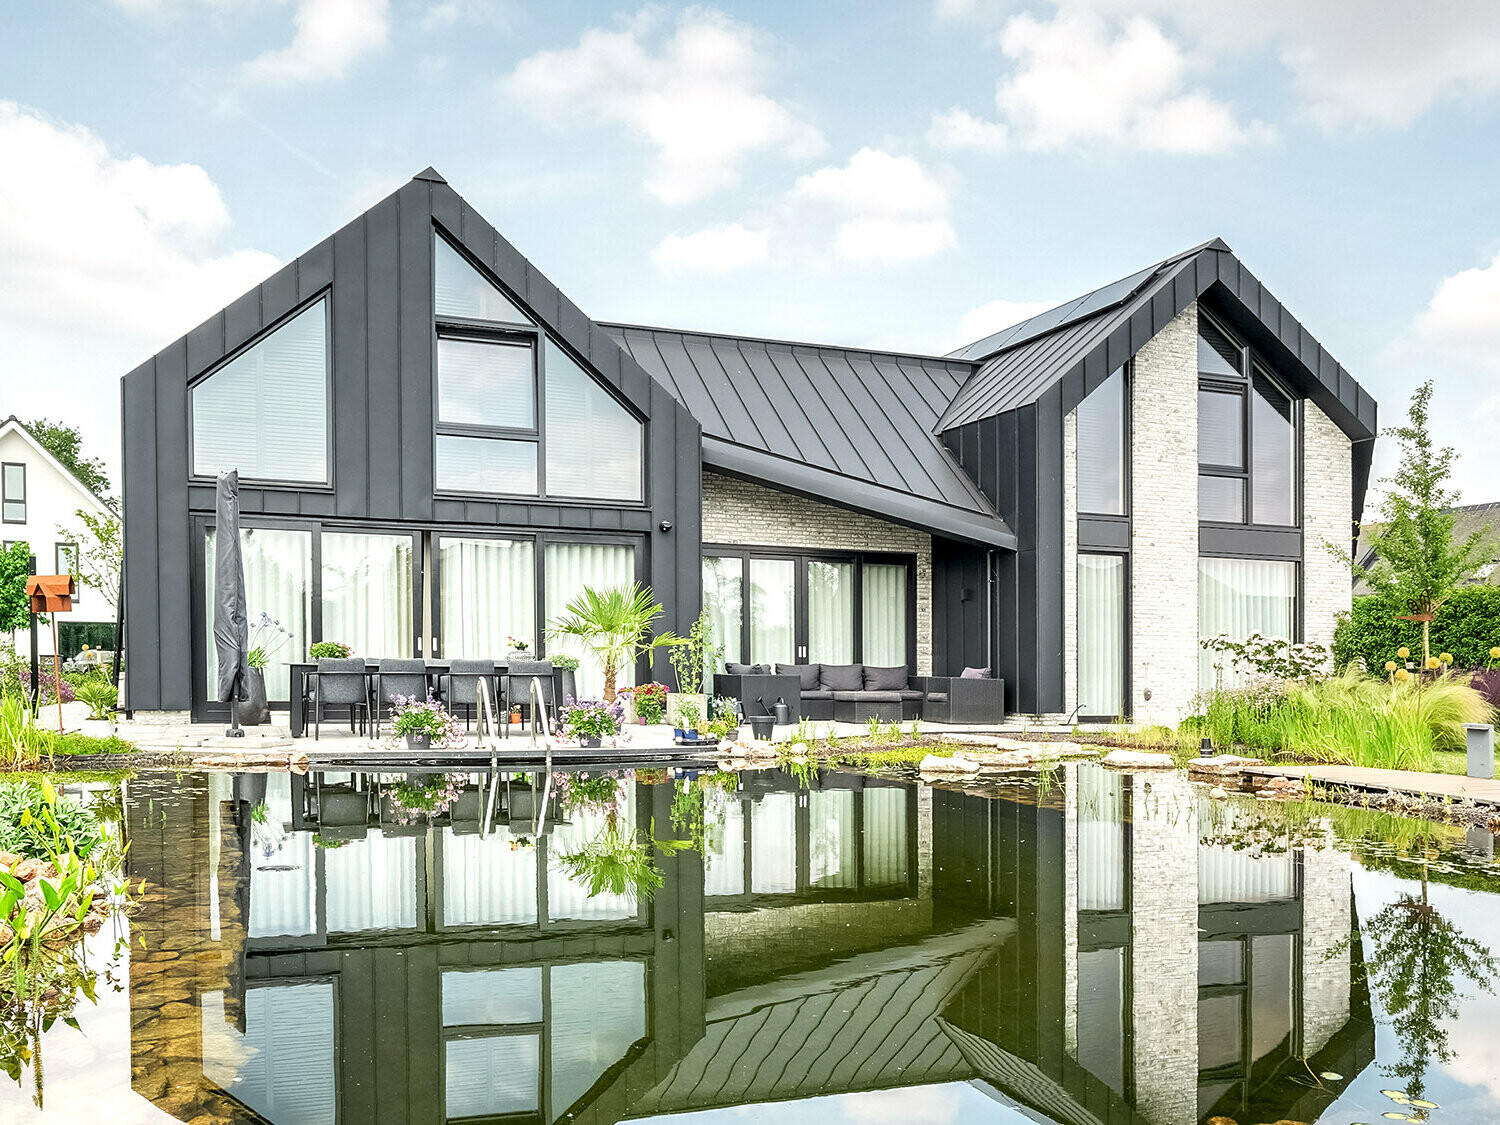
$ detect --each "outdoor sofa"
[713,662,1005,724]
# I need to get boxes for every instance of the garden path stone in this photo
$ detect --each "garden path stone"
[1101,749,1176,769]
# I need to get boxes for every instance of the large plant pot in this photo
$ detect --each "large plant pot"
[667,692,707,733]
[405,730,432,751]
[579,736,601,749]
[556,668,577,706]
[235,667,271,726]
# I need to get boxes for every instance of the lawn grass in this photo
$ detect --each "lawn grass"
[1429,750,1471,777]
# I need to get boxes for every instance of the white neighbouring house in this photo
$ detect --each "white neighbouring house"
[0,416,118,659]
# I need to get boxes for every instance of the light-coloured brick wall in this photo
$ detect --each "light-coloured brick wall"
[1063,408,1079,714]
[700,472,933,674]
[1303,402,1354,657]
[1130,304,1201,725]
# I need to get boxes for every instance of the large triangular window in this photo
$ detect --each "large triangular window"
[191,297,329,483]
[435,236,533,325]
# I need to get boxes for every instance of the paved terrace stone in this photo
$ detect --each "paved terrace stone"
[1242,763,1500,808]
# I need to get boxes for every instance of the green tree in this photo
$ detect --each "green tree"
[55,508,121,609]
[0,542,32,635]
[23,419,111,499]
[1344,381,1495,663]
[547,583,682,701]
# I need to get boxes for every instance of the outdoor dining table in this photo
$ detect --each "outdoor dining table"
[288,659,514,738]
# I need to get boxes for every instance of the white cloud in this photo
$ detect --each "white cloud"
[952,297,1059,350]
[239,0,389,87]
[505,7,824,204]
[794,148,956,263]
[947,12,1271,154]
[422,0,509,32]
[1411,249,1500,370]
[927,106,1009,152]
[0,102,279,472]
[948,1,1500,132]
[651,223,769,276]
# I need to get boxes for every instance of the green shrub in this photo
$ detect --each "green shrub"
[1335,586,1500,671]
[308,640,352,659]
[74,673,116,720]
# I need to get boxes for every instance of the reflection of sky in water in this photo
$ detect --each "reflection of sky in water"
[1320,867,1500,1124]
[631,1083,1038,1125]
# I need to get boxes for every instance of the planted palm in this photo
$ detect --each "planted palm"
[547,584,683,701]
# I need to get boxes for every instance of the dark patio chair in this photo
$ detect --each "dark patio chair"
[372,658,431,739]
[444,658,500,731]
[503,659,553,738]
[308,657,370,741]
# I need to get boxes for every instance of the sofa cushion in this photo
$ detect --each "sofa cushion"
[833,690,902,702]
[800,689,834,700]
[960,666,991,679]
[725,662,756,676]
[819,663,864,691]
[897,689,925,701]
[925,691,949,702]
[776,663,820,691]
[862,664,909,691]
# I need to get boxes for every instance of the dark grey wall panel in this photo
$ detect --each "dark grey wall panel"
[932,537,989,677]
[121,361,161,709]
[363,195,403,522]
[154,340,192,710]
[397,180,435,522]
[1200,524,1302,559]
[1079,516,1130,551]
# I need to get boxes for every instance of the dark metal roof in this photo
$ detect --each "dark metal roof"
[603,323,1017,549]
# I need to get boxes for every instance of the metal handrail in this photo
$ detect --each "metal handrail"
[475,675,555,838]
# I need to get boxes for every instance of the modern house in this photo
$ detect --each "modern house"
[120,168,1375,724]
[1,415,118,658]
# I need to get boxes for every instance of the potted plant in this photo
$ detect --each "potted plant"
[550,653,580,707]
[632,682,668,726]
[558,698,624,748]
[240,612,291,726]
[667,612,721,740]
[309,640,352,659]
[673,698,702,742]
[506,635,532,660]
[75,672,117,735]
[389,694,465,751]
[547,583,683,701]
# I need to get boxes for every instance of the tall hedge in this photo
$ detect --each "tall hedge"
[1334,586,1500,670]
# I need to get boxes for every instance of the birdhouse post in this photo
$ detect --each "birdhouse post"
[26,574,76,734]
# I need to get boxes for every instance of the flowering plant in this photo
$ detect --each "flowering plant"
[559,698,625,744]
[626,682,669,724]
[552,770,628,813]
[507,636,529,652]
[388,694,467,747]
[247,611,294,669]
[389,774,465,823]
[1200,632,1329,684]
[309,640,352,659]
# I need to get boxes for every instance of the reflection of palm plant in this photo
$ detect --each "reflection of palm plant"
[547,584,682,701]
[556,818,663,899]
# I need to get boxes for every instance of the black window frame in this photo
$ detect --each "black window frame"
[1,462,25,524]
[431,228,647,507]
[1196,310,1301,531]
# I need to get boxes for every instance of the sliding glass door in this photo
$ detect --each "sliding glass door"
[1078,554,1125,719]
[437,536,535,659]
[705,548,913,671]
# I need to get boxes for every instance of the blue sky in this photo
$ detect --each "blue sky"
[4,0,1500,503]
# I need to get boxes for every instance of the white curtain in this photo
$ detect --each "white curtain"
[441,537,535,658]
[1198,557,1297,689]
[192,298,328,483]
[442,828,538,926]
[206,527,312,701]
[862,787,908,886]
[437,337,534,429]
[751,792,797,893]
[862,563,908,667]
[1077,765,1125,911]
[703,788,745,896]
[544,542,636,698]
[748,558,795,667]
[323,829,417,932]
[702,556,743,682]
[545,340,643,502]
[321,532,413,659]
[807,560,854,663]
[1198,845,1296,903]
[809,789,855,889]
[549,962,647,1114]
[1078,555,1124,718]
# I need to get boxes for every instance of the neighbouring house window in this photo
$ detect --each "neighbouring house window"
[191,298,329,483]
[1077,367,1126,515]
[321,532,415,658]
[1077,554,1125,718]
[204,526,313,701]
[55,542,78,579]
[702,556,743,685]
[2,463,25,523]
[862,562,909,667]
[1197,313,1299,528]
[439,537,536,659]
[544,340,643,503]
[433,231,644,504]
[543,541,636,698]
[1198,557,1296,689]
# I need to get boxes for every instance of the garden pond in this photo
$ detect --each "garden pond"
[1,761,1498,1125]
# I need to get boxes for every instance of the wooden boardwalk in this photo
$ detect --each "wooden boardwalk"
[1242,763,1500,808]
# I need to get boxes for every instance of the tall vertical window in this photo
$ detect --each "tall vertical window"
[1077,367,1126,515]
[702,556,743,685]
[1,464,23,523]
[321,532,415,658]
[191,299,329,483]
[748,558,796,666]
[433,232,644,503]
[1198,557,1296,689]
[544,542,635,697]
[1078,554,1125,717]
[806,559,854,663]
[1197,313,1299,527]
[862,562,909,666]
[440,537,535,658]
[204,526,313,700]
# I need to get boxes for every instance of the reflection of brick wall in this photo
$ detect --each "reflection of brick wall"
[1300,825,1353,1055]
[126,776,248,1122]
[701,472,934,674]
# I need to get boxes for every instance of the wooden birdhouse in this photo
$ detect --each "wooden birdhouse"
[26,574,75,613]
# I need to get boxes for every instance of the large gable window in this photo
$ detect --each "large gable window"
[433,231,644,503]
[1076,366,1126,516]
[191,298,329,483]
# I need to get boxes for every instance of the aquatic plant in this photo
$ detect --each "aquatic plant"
[0,782,103,861]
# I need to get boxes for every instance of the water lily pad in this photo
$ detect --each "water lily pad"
[1407,1099,1438,1110]
[1382,1114,1412,1121]
[1381,1090,1411,1104]
[1319,1070,1343,1080]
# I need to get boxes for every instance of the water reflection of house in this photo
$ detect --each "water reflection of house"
[123,766,1372,1125]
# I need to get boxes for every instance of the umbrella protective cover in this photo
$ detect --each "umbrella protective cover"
[213,470,252,703]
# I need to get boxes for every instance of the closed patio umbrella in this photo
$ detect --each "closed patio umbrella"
[214,470,251,737]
